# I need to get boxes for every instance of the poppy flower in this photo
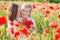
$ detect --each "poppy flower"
[58,14,60,19]
[45,28,49,33]
[49,20,58,28]
[3,6,7,10]
[0,16,6,26]
[4,1,7,5]
[55,7,59,10]
[11,28,14,34]
[42,28,49,36]
[49,6,54,10]
[15,23,20,27]
[56,27,60,34]
[46,10,50,14]
[54,27,60,40]
[14,31,20,37]
[20,27,29,36]
[45,10,50,17]
[55,32,60,40]
[23,19,33,29]
[10,22,14,26]
[32,4,37,9]
[4,7,7,10]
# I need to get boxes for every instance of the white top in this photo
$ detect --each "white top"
[7,19,17,28]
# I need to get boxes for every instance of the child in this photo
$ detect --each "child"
[17,4,37,40]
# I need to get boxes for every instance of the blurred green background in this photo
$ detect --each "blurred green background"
[0,0,60,3]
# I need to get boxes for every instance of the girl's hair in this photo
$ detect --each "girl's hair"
[21,4,32,13]
[21,4,32,17]
[9,3,18,22]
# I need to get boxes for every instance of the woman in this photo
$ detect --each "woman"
[6,3,21,40]
[7,3,21,28]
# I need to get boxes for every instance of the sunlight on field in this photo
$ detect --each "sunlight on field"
[0,1,60,40]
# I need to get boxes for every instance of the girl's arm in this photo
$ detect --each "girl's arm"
[29,18,37,33]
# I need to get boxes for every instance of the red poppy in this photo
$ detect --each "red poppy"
[58,14,60,19]
[54,27,60,40]
[49,6,54,10]
[32,4,37,9]
[21,27,29,36]
[15,23,20,27]
[4,7,7,10]
[10,22,14,26]
[23,19,33,29]
[0,16,6,26]
[49,20,58,28]
[45,10,50,17]
[46,10,50,14]
[11,28,14,34]
[42,29,49,36]
[55,7,60,10]
[56,28,60,34]
[55,32,60,40]
[14,31,20,37]
[45,29,49,33]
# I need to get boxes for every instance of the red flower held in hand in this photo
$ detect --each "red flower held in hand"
[0,16,6,26]
[10,22,14,26]
[21,27,29,36]
[11,28,14,34]
[15,23,20,27]
[49,20,58,28]
[23,19,33,29]
[14,31,20,37]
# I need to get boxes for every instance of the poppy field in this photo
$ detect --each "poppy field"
[0,1,60,40]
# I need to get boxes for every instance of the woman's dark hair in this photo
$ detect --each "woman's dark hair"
[9,3,18,22]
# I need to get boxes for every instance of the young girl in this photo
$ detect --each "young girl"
[6,3,21,40]
[17,4,37,40]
